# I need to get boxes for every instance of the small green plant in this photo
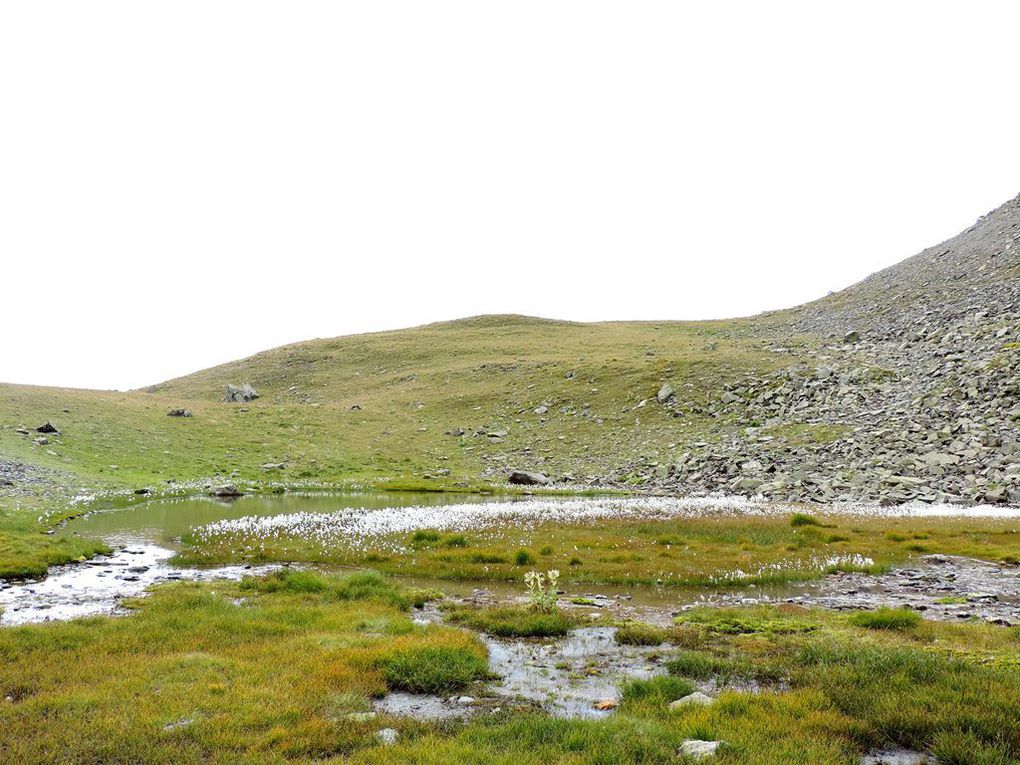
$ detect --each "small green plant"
[446,605,573,637]
[615,622,671,646]
[468,553,507,564]
[620,676,694,708]
[515,549,537,566]
[524,569,560,613]
[790,513,821,528]
[666,651,726,680]
[377,646,488,694]
[410,529,442,547]
[443,534,469,548]
[850,607,921,631]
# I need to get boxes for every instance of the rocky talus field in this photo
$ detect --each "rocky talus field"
[622,193,1020,506]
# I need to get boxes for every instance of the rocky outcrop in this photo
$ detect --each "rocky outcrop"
[223,384,259,403]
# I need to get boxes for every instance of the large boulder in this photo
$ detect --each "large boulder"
[209,484,244,498]
[223,384,259,403]
[508,471,551,486]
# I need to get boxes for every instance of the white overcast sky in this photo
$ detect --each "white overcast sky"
[2,2,1019,391]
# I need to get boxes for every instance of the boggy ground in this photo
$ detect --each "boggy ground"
[178,502,1020,590]
[3,568,1020,764]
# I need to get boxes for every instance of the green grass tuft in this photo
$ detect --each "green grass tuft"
[446,605,575,637]
[849,607,921,631]
[377,645,489,694]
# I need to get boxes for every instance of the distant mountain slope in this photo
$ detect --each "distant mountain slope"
[795,193,1020,340]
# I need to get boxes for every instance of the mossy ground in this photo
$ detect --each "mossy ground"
[178,511,1020,589]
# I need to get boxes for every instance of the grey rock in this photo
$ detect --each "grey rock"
[209,484,244,498]
[375,728,399,746]
[669,691,714,709]
[678,740,723,759]
[657,382,675,404]
[222,384,259,403]
[166,408,193,418]
[508,471,551,486]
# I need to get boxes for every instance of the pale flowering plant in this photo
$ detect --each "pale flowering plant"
[524,569,560,613]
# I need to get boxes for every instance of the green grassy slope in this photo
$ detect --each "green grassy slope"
[1,315,801,492]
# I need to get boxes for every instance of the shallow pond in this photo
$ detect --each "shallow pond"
[58,490,522,548]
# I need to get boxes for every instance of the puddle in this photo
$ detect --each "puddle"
[0,544,277,626]
[482,626,665,718]
[373,692,483,721]
[860,751,937,765]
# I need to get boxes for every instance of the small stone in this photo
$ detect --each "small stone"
[375,728,399,746]
[669,692,714,710]
[166,408,193,418]
[678,740,722,759]
[657,382,675,404]
[36,421,60,434]
[843,330,861,344]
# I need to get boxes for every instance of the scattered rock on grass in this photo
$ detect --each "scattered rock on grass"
[166,408,192,418]
[679,740,723,759]
[222,384,259,403]
[375,728,399,746]
[508,471,551,486]
[669,691,715,709]
[657,382,675,404]
[36,421,60,434]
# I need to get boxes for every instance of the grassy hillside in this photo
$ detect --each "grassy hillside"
[1,315,801,492]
